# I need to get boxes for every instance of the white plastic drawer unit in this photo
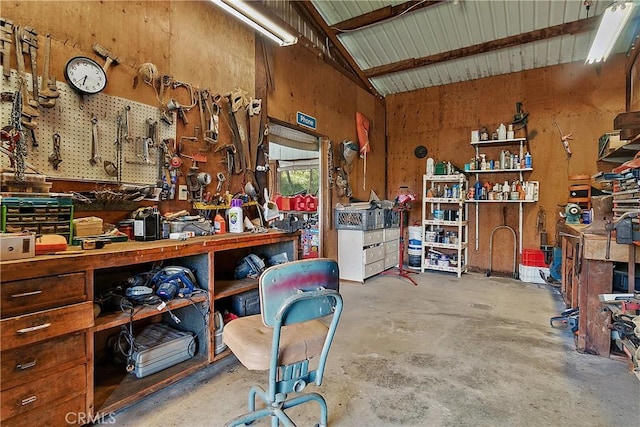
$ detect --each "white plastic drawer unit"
[363,244,385,264]
[383,227,400,242]
[338,228,397,283]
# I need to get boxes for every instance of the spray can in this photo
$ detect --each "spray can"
[228,199,244,233]
[214,212,226,234]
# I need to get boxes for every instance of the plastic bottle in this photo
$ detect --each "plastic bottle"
[524,152,532,169]
[228,199,244,233]
[214,212,226,234]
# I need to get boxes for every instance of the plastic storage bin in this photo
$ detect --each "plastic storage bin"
[522,248,547,267]
[1,197,74,242]
[519,264,549,284]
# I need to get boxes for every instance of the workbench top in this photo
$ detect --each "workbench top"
[560,223,638,263]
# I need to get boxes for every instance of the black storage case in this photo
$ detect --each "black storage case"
[230,288,261,316]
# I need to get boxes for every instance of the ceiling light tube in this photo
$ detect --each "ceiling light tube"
[211,0,298,46]
[586,1,635,64]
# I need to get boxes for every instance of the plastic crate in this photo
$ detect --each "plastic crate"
[1,197,74,242]
[519,264,549,284]
[335,209,381,230]
[522,248,547,267]
[384,209,400,228]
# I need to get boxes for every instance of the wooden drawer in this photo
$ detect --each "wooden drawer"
[363,259,384,279]
[383,227,400,241]
[2,393,87,426]
[363,244,385,264]
[1,302,93,351]
[384,251,399,270]
[1,363,87,421]
[1,272,87,318]
[1,332,87,391]
[362,230,383,246]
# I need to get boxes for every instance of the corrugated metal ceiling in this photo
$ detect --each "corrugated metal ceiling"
[295,0,637,97]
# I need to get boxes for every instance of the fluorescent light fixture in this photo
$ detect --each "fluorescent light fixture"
[210,0,298,46]
[586,1,635,64]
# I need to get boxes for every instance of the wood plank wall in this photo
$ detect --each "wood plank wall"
[268,45,386,260]
[386,58,626,274]
[2,1,385,261]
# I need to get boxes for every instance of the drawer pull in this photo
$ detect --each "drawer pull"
[21,395,37,406]
[10,290,43,298]
[16,323,51,334]
[16,359,37,370]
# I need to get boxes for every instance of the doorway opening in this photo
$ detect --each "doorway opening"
[267,120,324,259]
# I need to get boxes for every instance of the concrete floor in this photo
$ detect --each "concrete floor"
[113,271,639,426]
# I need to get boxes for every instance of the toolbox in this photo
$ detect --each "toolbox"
[1,197,74,242]
[131,323,196,379]
[230,288,261,317]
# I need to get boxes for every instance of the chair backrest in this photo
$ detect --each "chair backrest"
[259,258,340,327]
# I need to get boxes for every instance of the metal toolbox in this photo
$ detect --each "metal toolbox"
[131,323,196,379]
[230,288,261,317]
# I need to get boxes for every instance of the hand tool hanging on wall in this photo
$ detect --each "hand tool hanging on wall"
[90,116,101,166]
[0,18,13,78]
[104,116,119,177]
[92,43,119,74]
[205,94,220,144]
[124,105,133,143]
[48,132,62,170]
[20,27,39,108]
[225,90,247,174]
[13,26,38,128]
[553,120,573,159]
[38,34,59,107]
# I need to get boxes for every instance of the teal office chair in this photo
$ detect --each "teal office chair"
[223,258,343,427]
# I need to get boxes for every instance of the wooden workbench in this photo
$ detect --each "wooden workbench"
[0,231,299,424]
[560,223,638,356]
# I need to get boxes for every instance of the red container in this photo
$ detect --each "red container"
[282,196,292,211]
[305,195,317,212]
[522,248,547,267]
[293,194,305,211]
[274,195,284,210]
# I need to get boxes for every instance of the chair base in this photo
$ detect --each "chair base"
[225,385,328,427]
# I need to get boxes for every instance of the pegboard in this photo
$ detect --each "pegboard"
[0,66,176,185]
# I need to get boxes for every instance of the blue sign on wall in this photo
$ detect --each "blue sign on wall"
[296,111,317,130]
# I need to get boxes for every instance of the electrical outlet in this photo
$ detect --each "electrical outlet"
[178,185,188,201]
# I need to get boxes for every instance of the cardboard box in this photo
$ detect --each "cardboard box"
[73,216,103,237]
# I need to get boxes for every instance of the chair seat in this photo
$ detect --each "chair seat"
[223,314,329,371]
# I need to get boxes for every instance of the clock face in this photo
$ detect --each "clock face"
[64,56,107,95]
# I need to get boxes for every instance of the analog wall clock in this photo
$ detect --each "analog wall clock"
[64,56,107,95]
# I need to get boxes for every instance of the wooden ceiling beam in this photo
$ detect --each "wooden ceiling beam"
[330,1,444,33]
[364,16,599,79]
[297,1,383,99]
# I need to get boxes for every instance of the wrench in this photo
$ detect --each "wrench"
[90,116,100,166]
[215,172,226,193]
[49,133,62,170]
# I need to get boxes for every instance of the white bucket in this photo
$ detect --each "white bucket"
[408,226,422,241]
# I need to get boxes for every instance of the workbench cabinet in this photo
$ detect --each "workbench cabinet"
[0,231,298,424]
